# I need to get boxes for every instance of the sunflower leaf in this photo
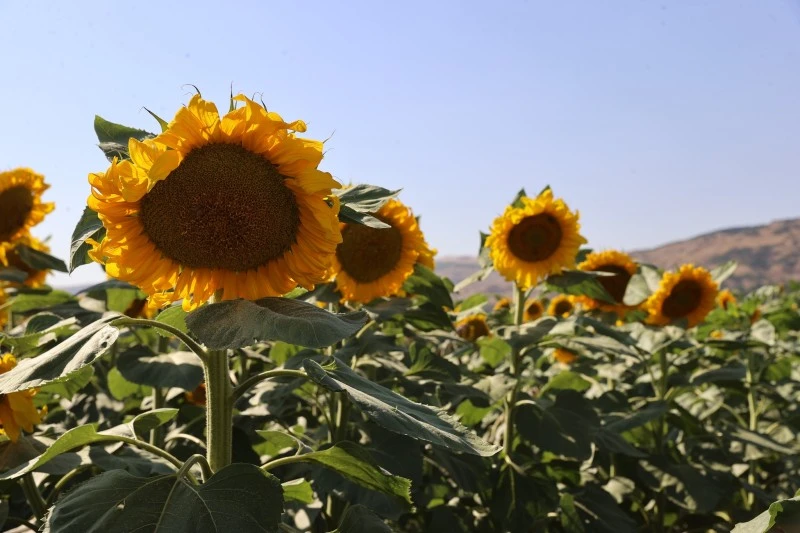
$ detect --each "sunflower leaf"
[14,244,68,273]
[185,298,368,349]
[304,357,500,456]
[339,205,391,229]
[546,270,614,304]
[710,260,737,285]
[69,207,105,273]
[335,504,393,533]
[43,464,284,533]
[0,267,28,283]
[117,345,204,390]
[94,115,155,160]
[336,184,400,214]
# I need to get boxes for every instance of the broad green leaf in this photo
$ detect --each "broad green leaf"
[546,270,614,303]
[255,430,306,458]
[107,367,151,400]
[0,267,27,283]
[751,319,776,346]
[10,290,74,313]
[288,442,411,508]
[622,264,662,306]
[69,207,105,273]
[282,479,314,504]
[605,401,667,433]
[541,371,591,394]
[406,342,460,381]
[117,345,203,390]
[402,264,454,309]
[710,260,737,285]
[130,409,179,438]
[186,298,368,349]
[456,293,488,312]
[726,425,797,455]
[94,115,155,160]
[477,336,511,367]
[404,302,454,332]
[44,463,283,533]
[0,316,119,394]
[690,365,747,385]
[336,184,399,213]
[455,399,493,427]
[732,496,800,533]
[304,358,499,456]
[339,205,391,229]
[452,263,494,293]
[14,244,68,272]
[155,304,189,336]
[39,365,95,398]
[334,504,393,533]
[25,313,66,334]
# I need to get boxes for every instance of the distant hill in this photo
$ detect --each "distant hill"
[437,218,800,296]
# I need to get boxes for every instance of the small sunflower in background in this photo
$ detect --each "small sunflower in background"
[717,289,737,310]
[185,383,207,406]
[332,198,435,303]
[548,294,575,317]
[88,93,342,311]
[577,250,637,314]
[0,289,7,329]
[0,168,54,266]
[644,265,718,327]
[493,297,511,312]
[456,314,490,342]
[750,307,762,324]
[524,299,544,322]
[3,235,51,288]
[0,354,43,442]
[553,348,578,365]
[486,188,586,289]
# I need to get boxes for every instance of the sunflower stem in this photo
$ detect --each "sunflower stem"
[204,349,233,473]
[21,473,46,523]
[503,283,526,463]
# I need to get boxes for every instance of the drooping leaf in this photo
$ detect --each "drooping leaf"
[69,207,105,273]
[334,504,393,533]
[402,264,454,309]
[14,244,68,272]
[186,298,368,349]
[731,496,800,533]
[339,205,391,229]
[117,345,203,390]
[304,358,499,456]
[282,479,314,504]
[623,265,662,306]
[0,267,28,283]
[44,463,283,533]
[0,316,119,394]
[546,270,614,304]
[94,115,155,160]
[129,409,179,439]
[155,304,190,336]
[10,290,74,313]
[710,260,737,285]
[336,184,399,214]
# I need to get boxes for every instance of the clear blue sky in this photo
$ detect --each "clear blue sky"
[1,1,799,286]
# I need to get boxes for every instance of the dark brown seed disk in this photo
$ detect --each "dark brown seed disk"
[336,219,404,283]
[553,299,573,315]
[507,213,563,262]
[139,143,300,271]
[0,186,34,242]
[662,279,703,319]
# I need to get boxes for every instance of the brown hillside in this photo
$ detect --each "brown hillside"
[437,218,800,295]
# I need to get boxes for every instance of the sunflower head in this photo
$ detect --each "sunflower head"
[577,250,638,314]
[717,289,736,310]
[456,314,490,342]
[331,198,435,303]
[493,297,511,312]
[0,353,42,442]
[524,299,544,322]
[486,189,586,289]
[3,236,51,288]
[185,382,207,406]
[644,265,718,327]
[553,348,578,365]
[548,295,575,317]
[87,93,342,311]
[0,168,54,266]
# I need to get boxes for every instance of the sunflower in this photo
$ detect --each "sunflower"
[493,297,511,312]
[123,297,157,319]
[577,250,637,314]
[524,299,544,322]
[3,236,51,288]
[0,288,7,329]
[185,382,207,406]
[0,168,54,266]
[644,265,718,327]
[331,198,435,303]
[717,289,736,310]
[548,295,574,317]
[0,354,42,442]
[87,94,342,311]
[553,348,577,365]
[486,189,586,289]
[456,314,490,342]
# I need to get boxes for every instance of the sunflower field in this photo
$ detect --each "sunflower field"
[0,93,799,533]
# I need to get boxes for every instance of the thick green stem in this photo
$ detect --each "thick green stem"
[503,284,526,462]
[745,351,758,510]
[21,474,46,522]
[205,349,233,473]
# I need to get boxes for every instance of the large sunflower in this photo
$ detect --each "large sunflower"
[548,294,575,317]
[644,264,718,327]
[0,168,54,266]
[88,94,342,311]
[577,250,638,314]
[0,354,42,442]
[486,189,585,289]
[3,236,50,288]
[331,198,435,303]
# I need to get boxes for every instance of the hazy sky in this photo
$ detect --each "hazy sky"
[1,1,799,286]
